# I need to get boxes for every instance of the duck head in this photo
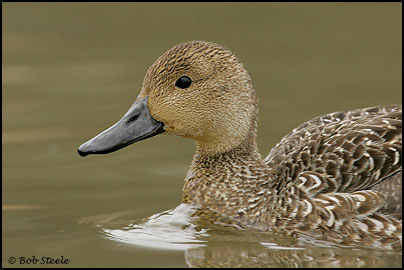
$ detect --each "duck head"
[78,41,258,157]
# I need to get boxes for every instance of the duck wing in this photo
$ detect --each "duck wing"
[264,104,402,215]
[264,105,402,248]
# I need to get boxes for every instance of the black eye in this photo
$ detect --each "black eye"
[175,76,192,89]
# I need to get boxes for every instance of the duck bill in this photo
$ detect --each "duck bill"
[77,96,164,157]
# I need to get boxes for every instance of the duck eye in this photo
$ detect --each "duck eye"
[175,76,192,89]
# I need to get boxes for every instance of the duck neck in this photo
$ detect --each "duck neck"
[182,130,274,224]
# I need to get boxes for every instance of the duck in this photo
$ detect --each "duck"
[78,41,402,250]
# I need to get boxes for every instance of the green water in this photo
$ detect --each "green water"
[3,3,402,267]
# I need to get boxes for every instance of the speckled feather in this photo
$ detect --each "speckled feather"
[263,105,402,248]
[138,41,402,249]
[183,104,402,249]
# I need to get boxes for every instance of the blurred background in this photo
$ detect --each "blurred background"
[3,3,402,267]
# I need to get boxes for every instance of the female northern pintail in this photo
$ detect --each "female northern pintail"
[78,41,402,250]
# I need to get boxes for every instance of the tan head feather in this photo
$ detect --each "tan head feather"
[138,41,258,154]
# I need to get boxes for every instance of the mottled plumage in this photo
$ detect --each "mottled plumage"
[182,105,402,249]
[161,42,402,250]
[79,41,402,250]
[262,105,402,248]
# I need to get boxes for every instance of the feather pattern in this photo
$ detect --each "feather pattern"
[264,105,402,248]
[77,41,401,250]
[183,104,402,250]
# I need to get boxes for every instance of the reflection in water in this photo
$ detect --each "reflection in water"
[185,243,402,268]
[81,204,402,268]
[101,204,209,250]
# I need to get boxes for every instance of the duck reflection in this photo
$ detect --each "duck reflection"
[79,204,401,268]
